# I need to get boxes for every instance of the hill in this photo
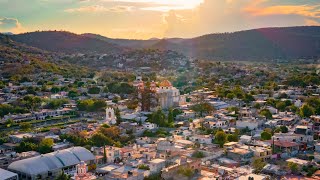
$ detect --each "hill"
[152,26,320,60]
[11,31,125,54]
[7,26,320,61]
[82,33,158,49]
[0,34,91,77]
[86,26,320,61]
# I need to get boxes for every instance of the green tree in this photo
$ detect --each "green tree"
[261,131,272,140]
[253,103,261,109]
[20,122,32,132]
[280,126,288,133]
[274,127,281,133]
[300,104,315,118]
[192,151,205,158]
[77,99,106,112]
[22,95,42,111]
[144,173,162,180]
[276,101,286,111]
[68,90,79,98]
[266,98,277,107]
[306,97,320,115]
[112,97,120,103]
[168,108,174,124]
[252,158,266,173]
[172,108,183,118]
[15,141,37,153]
[92,100,107,111]
[88,86,101,94]
[91,133,113,147]
[288,162,299,173]
[260,109,272,119]
[190,102,214,117]
[227,106,239,114]
[115,107,122,125]
[243,93,255,103]
[226,93,235,99]
[232,86,244,99]
[103,86,109,93]
[151,109,167,127]
[227,134,239,142]
[0,104,14,117]
[50,86,60,93]
[55,171,71,180]
[5,119,14,128]
[215,131,227,147]
[77,81,85,88]
[0,81,5,89]
[38,138,54,154]
[47,99,69,109]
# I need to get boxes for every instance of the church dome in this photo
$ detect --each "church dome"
[160,80,172,87]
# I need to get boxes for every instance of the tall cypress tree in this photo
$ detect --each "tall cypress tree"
[103,145,107,163]
[168,108,174,124]
[115,107,121,125]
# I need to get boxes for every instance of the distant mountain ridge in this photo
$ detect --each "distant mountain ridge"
[82,33,159,49]
[175,26,320,60]
[11,31,125,54]
[0,32,14,35]
[9,26,320,60]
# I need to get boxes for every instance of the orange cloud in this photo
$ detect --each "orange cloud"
[245,2,320,18]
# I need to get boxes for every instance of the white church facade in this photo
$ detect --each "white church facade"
[156,80,180,109]
[105,107,117,125]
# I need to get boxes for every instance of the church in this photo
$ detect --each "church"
[133,76,181,110]
[156,80,180,109]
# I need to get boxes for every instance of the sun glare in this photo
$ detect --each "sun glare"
[116,0,204,10]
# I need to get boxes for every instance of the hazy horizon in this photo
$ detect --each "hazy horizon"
[1,0,320,39]
[3,25,320,41]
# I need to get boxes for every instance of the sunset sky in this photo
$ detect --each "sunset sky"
[0,0,320,39]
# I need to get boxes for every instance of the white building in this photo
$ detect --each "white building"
[142,122,158,130]
[272,133,313,143]
[176,110,196,120]
[105,107,117,125]
[105,146,121,163]
[156,140,175,151]
[156,80,180,109]
[239,135,252,144]
[8,147,95,180]
[294,99,302,107]
[149,159,166,173]
[189,135,212,144]
[236,119,259,130]
[0,168,18,180]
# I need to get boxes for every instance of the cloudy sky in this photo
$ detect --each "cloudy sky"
[0,0,319,39]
